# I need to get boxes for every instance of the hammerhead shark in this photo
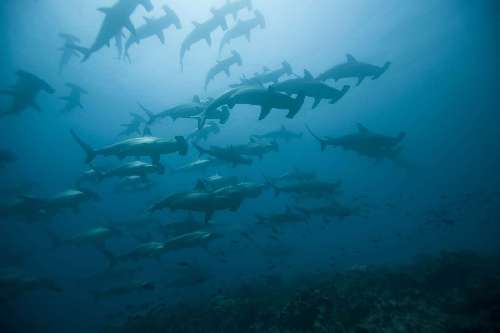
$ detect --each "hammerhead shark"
[72,0,154,62]
[216,0,253,21]
[205,50,243,90]
[180,8,227,71]
[58,33,81,73]
[230,61,293,87]
[0,70,54,116]
[60,83,87,112]
[317,54,391,86]
[124,5,182,61]
[219,10,266,54]
[272,70,350,109]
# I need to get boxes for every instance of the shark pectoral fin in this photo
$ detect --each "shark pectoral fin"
[357,76,365,86]
[205,35,212,46]
[312,98,321,109]
[157,32,165,44]
[124,19,137,35]
[259,106,272,120]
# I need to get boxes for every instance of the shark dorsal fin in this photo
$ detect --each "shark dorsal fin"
[249,137,256,143]
[346,54,357,63]
[357,123,369,134]
[144,16,153,24]
[267,85,275,93]
[262,66,269,72]
[303,69,313,80]
[97,7,112,14]
[280,125,286,131]
[192,95,201,103]
[192,21,200,27]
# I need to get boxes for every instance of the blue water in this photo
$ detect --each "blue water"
[0,1,499,332]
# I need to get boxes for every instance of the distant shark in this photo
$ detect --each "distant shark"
[60,83,87,112]
[71,0,154,62]
[180,8,227,71]
[226,86,305,120]
[219,10,266,54]
[205,50,242,90]
[124,5,182,61]
[230,61,293,87]
[216,0,253,21]
[0,70,54,116]
[317,54,391,86]
[306,124,406,163]
[272,70,350,109]
[57,33,81,73]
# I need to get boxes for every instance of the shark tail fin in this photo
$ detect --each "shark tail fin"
[373,61,391,80]
[287,92,305,119]
[305,125,327,152]
[70,130,96,163]
[175,136,188,155]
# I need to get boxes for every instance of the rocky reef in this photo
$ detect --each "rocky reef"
[105,251,500,333]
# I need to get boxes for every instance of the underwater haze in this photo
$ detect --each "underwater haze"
[0,1,499,332]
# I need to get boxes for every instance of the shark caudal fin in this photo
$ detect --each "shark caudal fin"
[373,61,391,80]
[175,136,188,156]
[305,125,328,152]
[287,92,305,119]
[70,130,96,163]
